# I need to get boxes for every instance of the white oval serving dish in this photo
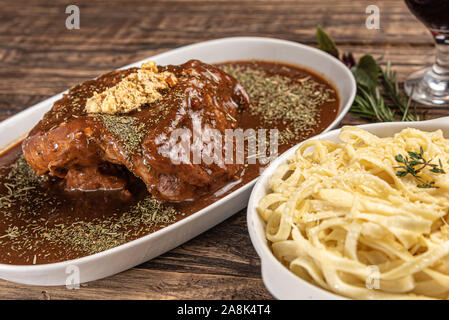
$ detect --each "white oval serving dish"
[247,116,449,300]
[0,37,355,286]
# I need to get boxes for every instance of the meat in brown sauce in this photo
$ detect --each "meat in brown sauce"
[22,60,251,201]
[0,60,340,265]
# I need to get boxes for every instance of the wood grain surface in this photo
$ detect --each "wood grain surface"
[0,0,448,300]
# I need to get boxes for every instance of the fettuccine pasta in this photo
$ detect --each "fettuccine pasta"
[258,126,449,299]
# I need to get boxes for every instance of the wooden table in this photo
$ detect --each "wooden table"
[0,0,447,299]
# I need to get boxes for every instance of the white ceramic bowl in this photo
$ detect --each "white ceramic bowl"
[0,37,355,286]
[247,116,449,300]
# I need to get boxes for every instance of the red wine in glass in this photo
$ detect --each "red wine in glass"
[404,0,449,106]
[405,0,449,33]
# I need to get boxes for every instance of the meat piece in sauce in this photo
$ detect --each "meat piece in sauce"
[22,60,250,201]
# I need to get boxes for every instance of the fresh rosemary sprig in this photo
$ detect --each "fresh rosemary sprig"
[351,83,396,122]
[394,146,445,188]
[316,26,422,122]
[382,61,421,122]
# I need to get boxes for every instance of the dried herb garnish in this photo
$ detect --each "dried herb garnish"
[220,63,335,143]
[40,196,177,255]
[0,155,52,214]
[97,114,147,160]
[0,226,20,240]
[6,155,47,186]
[395,146,446,188]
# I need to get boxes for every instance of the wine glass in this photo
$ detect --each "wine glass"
[404,0,449,106]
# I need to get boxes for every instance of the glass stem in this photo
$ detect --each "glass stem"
[432,33,449,77]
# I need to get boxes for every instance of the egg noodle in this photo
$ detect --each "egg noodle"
[258,126,449,299]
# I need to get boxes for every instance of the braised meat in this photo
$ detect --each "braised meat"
[22,60,250,201]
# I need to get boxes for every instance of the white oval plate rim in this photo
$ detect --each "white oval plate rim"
[0,37,356,279]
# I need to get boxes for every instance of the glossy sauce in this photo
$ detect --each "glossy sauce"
[0,60,339,265]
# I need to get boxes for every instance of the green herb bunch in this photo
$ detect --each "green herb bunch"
[316,26,422,122]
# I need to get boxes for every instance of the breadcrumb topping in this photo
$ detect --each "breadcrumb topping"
[85,61,177,114]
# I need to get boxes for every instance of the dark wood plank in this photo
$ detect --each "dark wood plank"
[0,0,439,120]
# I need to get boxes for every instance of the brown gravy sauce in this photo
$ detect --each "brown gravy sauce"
[0,60,339,265]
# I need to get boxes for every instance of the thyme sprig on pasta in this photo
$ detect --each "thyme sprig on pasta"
[258,127,449,299]
[395,146,446,188]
